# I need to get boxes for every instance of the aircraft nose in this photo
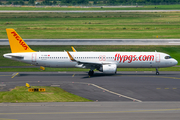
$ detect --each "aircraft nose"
[175,59,178,65]
[173,59,178,65]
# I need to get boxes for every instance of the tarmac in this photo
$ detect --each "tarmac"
[0,71,180,120]
[1,39,180,45]
[1,71,180,101]
[1,102,180,120]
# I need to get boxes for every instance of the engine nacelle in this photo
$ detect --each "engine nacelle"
[99,64,117,74]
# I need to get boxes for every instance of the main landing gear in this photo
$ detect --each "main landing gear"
[88,70,94,76]
[156,68,159,75]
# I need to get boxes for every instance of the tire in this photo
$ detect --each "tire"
[88,70,94,76]
[156,72,159,75]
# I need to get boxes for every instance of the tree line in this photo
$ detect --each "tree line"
[1,0,180,5]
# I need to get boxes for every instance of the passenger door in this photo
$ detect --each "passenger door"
[155,54,160,63]
[32,53,37,62]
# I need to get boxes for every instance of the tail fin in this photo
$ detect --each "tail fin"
[6,29,35,53]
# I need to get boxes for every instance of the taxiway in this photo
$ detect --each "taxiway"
[1,39,180,45]
[1,71,180,101]
[1,71,180,120]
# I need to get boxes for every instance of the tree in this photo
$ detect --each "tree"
[136,0,146,3]
[107,0,116,4]
[7,1,12,5]
[53,0,57,5]
[42,0,52,5]
[61,0,73,4]
[62,0,89,4]
[28,0,35,5]
[19,0,25,5]
[13,1,19,5]
[72,0,77,5]
[93,0,98,4]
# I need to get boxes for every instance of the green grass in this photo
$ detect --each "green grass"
[0,11,179,72]
[0,45,180,72]
[1,5,180,10]
[0,86,92,103]
[0,12,180,39]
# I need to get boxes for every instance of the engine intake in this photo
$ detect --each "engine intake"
[99,64,117,74]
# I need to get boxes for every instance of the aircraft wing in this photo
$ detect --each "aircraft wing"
[66,51,115,69]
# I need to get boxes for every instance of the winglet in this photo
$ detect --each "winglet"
[6,28,35,53]
[67,51,76,61]
[71,46,77,52]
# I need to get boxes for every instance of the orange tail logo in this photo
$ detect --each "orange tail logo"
[6,28,35,53]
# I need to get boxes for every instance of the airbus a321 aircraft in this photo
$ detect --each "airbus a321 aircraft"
[3,29,178,76]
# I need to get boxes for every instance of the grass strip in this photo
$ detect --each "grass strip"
[0,12,180,39]
[0,86,92,103]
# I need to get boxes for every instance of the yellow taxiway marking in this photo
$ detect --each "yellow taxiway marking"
[156,88,161,89]
[0,108,180,115]
[72,74,75,77]
[11,73,19,78]
[156,88,178,90]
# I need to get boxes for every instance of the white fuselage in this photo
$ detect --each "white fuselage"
[3,51,178,69]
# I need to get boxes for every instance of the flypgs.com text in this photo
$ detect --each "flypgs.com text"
[114,54,154,63]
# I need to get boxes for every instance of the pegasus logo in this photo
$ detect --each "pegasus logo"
[11,31,28,50]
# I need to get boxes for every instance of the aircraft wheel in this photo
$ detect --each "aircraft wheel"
[156,68,159,75]
[88,70,94,76]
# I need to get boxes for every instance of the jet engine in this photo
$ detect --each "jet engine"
[98,64,117,74]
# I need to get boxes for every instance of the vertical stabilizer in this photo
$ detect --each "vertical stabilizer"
[6,29,35,53]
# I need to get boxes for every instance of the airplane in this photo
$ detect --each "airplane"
[3,29,178,76]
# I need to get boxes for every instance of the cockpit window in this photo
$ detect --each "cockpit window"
[165,56,172,59]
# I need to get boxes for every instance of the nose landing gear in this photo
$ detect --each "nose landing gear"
[156,68,159,75]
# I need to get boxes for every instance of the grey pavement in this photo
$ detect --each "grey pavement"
[1,71,180,120]
[1,39,180,45]
[0,102,180,120]
[1,71,180,101]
